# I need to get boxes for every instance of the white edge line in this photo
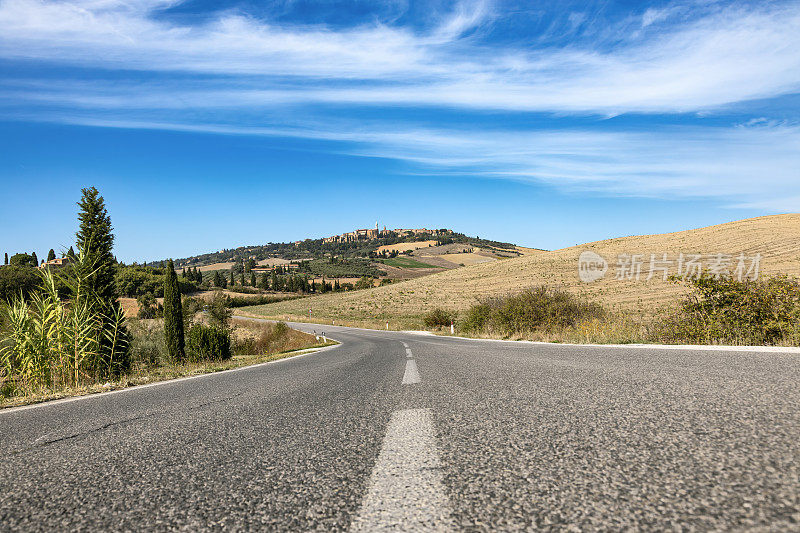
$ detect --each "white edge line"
[1,341,341,416]
[415,334,800,353]
[239,317,800,354]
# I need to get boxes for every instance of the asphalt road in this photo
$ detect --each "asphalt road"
[1,322,799,531]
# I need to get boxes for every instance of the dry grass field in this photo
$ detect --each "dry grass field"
[196,262,235,272]
[243,214,800,328]
[434,252,498,266]
[376,240,438,253]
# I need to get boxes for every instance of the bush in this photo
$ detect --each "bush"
[461,302,494,332]
[187,324,231,362]
[128,320,167,367]
[460,287,605,336]
[136,292,159,319]
[354,276,374,290]
[423,308,456,328]
[207,291,232,330]
[659,273,800,345]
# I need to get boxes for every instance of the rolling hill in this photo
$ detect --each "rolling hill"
[242,214,800,328]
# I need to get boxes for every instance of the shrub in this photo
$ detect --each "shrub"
[659,273,800,345]
[461,302,494,332]
[354,276,374,290]
[137,292,158,319]
[460,287,605,336]
[128,319,167,367]
[182,296,202,329]
[423,308,456,329]
[207,291,232,330]
[187,324,231,362]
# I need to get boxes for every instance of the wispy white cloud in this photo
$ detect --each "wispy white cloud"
[2,0,800,212]
[1,0,799,113]
[40,113,800,211]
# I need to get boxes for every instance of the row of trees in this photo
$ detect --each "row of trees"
[3,248,76,268]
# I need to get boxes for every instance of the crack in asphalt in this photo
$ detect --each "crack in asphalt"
[5,393,246,457]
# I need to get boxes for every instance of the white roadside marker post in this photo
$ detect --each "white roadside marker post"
[386,322,389,330]
[450,320,454,335]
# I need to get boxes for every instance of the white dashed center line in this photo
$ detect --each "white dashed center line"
[402,359,421,385]
[405,348,413,358]
[350,408,453,532]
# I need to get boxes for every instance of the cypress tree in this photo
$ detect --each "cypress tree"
[76,187,117,302]
[259,273,268,290]
[4,252,7,265]
[31,251,38,267]
[213,270,222,287]
[163,259,185,361]
[240,271,245,286]
[47,249,56,262]
[182,268,186,278]
[75,187,129,375]
[230,270,235,285]
[250,272,256,287]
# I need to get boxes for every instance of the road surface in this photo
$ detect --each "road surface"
[1,322,799,531]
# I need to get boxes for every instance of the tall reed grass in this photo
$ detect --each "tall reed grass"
[0,249,128,394]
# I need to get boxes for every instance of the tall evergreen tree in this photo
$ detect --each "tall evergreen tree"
[163,259,185,361]
[251,272,256,287]
[213,270,222,287]
[47,249,56,262]
[31,251,38,267]
[181,268,186,278]
[4,252,7,265]
[67,246,76,259]
[230,270,235,285]
[240,271,246,286]
[75,187,129,375]
[76,187,117,301]
[259,273,268,290]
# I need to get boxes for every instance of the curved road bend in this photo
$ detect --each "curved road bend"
[1,321,799,531]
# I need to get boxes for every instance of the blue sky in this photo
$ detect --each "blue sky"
[1,0,799,262]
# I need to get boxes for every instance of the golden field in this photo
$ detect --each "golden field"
[241,215,800,328]
[376,240,438,253]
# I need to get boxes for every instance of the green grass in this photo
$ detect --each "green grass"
[379,257,439,269]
